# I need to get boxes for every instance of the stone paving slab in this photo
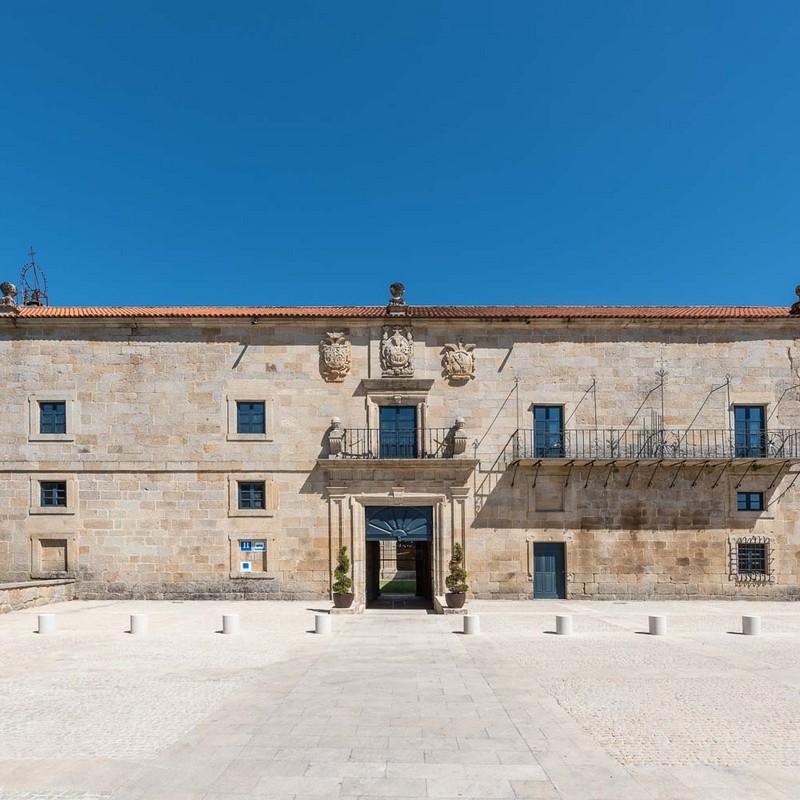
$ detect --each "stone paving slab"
[1,599,800,798]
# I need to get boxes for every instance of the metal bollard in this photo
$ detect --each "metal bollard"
[37,613,57,634]
[648,615,667,636]
[556,614,573,636]
[129,614,148,635]
[463,614,480,635]
[315,613,331,635]
[222,614,240,635]
[742,615,761,636]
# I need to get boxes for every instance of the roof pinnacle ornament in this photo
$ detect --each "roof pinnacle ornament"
[791,285,800,316]
[387,282,408,316]
[0,280,20,315]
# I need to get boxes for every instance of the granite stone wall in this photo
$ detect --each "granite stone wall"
[1,316,798,600]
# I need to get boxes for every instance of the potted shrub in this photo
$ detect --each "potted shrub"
[332,545,354,608]
[445,541,468,609]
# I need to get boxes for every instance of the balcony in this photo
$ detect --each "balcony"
[327,419,469,460]
[511,428,800,463]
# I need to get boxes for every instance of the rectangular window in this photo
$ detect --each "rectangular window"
[40,481,67,507]
[737,491,764,512]
[39,402,67,435]
[737,542,767,576]
[379,406,418,458]
[236,401,266,434]
[238,481,266,510]
[533,406,564,458]
[734,406,766,458]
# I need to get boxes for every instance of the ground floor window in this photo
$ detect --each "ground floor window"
[736,491,764,512]
[731,536,772,581]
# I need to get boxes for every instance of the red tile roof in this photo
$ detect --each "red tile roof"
[11,305,792,320]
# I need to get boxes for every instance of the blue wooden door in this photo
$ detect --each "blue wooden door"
[379,406,417,458]
[533,543,565,598]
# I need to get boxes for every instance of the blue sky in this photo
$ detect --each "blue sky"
[1,2,799,307]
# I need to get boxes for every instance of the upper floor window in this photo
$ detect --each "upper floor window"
[379,406,418,458]
[226,395,273,441]
[236,401,266,434]
[29,394,75,442]
[734,406,766,458]
[39,401,67,435]
[238,481,266,510]
[533,406,564,458]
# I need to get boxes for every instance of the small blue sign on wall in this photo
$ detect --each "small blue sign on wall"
[239,541,253,552]
[253,541,266,551]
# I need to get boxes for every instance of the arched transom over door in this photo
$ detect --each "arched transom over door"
[365,506,433,542]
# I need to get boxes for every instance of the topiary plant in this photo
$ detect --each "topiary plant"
[445,541,469,594]
[332,545,353,594]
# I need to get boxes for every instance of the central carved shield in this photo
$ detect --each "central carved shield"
[381,326,414,377]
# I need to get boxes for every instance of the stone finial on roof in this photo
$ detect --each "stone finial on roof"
[387,282,408,316]
[790,285,800,316]
[0,281,20,315]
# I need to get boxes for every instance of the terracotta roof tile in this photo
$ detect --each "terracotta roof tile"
[12,304,792,320]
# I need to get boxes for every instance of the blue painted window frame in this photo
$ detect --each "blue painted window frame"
[736,491,764,512]
[236,401,266,434]
[238,481,266,510]
[734,406,766,458]
[39,401,67,435]
[40,480,67,507]
[379,406,418,458]
[533,405,564,458]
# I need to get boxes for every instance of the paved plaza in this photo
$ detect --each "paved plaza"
[0,600,799,799]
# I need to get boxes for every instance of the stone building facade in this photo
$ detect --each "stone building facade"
[2,281,800,604]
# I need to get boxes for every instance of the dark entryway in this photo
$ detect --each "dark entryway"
[365,506,433,608]
[533,542,566,599]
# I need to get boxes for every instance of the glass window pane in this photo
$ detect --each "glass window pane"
[40,402,67,434]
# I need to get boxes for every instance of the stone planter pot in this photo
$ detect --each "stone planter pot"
[332,592,354,608]
[445,592,466,609]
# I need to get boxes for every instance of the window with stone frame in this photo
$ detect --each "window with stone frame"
[29,474,77,515]
[226,395,273,441]
[28,394,76,442]
[736,491,765,512]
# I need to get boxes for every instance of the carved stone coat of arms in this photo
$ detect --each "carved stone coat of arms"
[320,332,351,382]
[443,340,476,381]
[381,326,414,377]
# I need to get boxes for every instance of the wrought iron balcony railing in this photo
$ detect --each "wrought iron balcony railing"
[512,429,800,462]
[337,427,456,459]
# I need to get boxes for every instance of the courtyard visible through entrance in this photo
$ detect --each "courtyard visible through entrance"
[1,599,799,799]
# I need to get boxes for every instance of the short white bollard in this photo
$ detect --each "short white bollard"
[648,615,667,636]
[742,615,761,636]
[37,613,57,635]
[315,613,331,635]
[463,614,480,635]
[129,614,148,635]
[222,614,240,635]
[556,614,573,636]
